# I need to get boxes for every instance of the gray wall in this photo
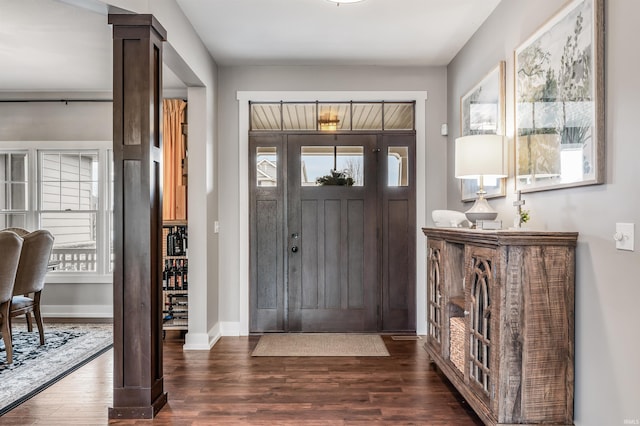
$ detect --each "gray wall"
[447,1,640,424]
[0,100,113,316]
[0,100,111,141]
[216,65,448,325]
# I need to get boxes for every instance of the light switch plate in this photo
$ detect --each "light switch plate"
[615,223,634,251]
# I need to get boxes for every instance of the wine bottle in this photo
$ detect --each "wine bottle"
[166,226,176,256]
[182,226,188,256]
[167,260,175,290]
[174,226,183,256]
[182,259,188,290]
[162,259,168,290]
[175,259,183,290]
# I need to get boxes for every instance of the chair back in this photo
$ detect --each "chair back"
[0,231,23,303]
[2,227,30,237]
[13,230,54,296]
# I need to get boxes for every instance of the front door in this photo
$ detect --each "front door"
[249,132,415,333]
[287,134,378,331]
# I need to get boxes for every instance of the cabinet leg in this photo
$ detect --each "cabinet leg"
[423,343,434,364]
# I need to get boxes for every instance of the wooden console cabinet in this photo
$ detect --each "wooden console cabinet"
[422,227,577,426]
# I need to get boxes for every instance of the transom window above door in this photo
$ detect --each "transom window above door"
[250,101,414,132]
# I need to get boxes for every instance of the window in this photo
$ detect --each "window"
[108,149,114,272]
[250,101,415,132]
[388,147,409,186]
[301,146,364,186]
[0,152,28,228]
[40,151,99,272]
[256,147,277,187]
[0,143,113,277]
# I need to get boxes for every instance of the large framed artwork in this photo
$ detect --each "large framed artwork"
[515,0,604,192]
[460,61,506,202]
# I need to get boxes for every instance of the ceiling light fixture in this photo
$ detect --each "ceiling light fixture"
[326,0,366,5]
[318,115,340,131]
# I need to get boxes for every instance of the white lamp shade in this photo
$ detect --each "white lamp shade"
[455,135,507,179]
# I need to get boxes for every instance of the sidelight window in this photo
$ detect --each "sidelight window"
[256,147,278,187]
[387,146,409,186]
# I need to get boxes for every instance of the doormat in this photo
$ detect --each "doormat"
[0,323,112,415]
[251,333,389,357]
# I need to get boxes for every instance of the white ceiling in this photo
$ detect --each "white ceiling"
[0,0,501,93]
[177,0,502,66]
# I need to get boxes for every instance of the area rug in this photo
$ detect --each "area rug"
[0,323,112,416]
[251,333,389,357]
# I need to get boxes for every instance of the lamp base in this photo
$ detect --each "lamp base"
[465,197,498,224]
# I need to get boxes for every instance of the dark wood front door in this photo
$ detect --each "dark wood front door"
[249,132,415,333]
[287,134,378,332]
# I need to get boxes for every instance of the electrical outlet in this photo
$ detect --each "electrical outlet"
[214,221,220,234]
[614,223,634,251]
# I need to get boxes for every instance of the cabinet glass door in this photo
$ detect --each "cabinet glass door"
[468,255,492,396]
[427,241,442,345]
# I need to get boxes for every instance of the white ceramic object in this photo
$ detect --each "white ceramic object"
[431,210,470,228]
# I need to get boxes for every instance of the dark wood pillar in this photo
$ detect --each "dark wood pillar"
[108,14,167,419]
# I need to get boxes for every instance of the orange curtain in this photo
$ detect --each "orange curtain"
[163,99,187,220]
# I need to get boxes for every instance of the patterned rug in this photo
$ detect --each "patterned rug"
[251,333,389,357]
[0,323,112,415]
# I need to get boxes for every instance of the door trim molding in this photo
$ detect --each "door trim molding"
[237,91,428,336]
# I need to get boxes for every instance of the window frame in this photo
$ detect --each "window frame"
[0,141,113,283]
[0,150,30,228]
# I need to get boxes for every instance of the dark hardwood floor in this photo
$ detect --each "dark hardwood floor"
[0,334,482,425]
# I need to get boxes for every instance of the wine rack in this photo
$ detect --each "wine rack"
[162,221,188,332]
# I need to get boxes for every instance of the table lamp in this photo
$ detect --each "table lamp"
[455,135,507,224]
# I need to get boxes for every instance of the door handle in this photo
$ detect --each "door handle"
[291,246,298,253]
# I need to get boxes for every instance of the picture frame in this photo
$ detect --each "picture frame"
[460,61,506,202]
[514,0,604,192]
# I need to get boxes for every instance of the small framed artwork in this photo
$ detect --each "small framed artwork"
[460,61,506,202]
[515,0,604,192]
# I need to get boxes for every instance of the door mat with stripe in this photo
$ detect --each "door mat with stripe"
[251,333,389,357]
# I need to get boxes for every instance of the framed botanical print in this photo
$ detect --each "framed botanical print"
[515,0,604,192]
[460,61,506,202]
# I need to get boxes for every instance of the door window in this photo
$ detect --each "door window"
[301,146,364,186]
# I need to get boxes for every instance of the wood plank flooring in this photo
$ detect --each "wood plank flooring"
[0,335,482,425]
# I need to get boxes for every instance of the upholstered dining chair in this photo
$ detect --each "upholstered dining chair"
[10,229,54,346]
[0,230,24,364]
[2,227,30,237]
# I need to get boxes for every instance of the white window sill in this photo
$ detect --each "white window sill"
[45,272,113,284]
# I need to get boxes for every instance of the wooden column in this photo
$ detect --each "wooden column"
[108,14,167,419]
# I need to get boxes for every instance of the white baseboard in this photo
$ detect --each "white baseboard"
[42,304,113,318]
[220,321,241,336]
[183,322,220,350]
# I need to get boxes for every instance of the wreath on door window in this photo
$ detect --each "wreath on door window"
[316,169,354,186]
